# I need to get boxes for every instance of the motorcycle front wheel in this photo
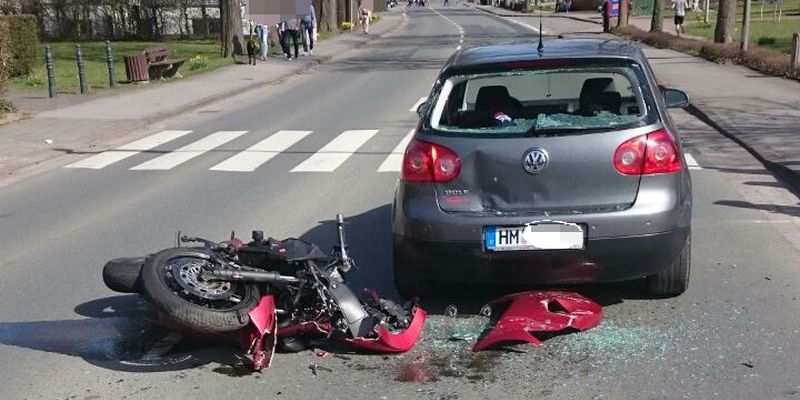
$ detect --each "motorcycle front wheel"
[140,248,260,334]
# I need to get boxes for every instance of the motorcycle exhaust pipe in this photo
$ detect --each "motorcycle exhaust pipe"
[204,269,300,285]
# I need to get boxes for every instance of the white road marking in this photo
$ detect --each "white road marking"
[64,130,193,169]
[685,153,703,170]
[506,17,544,34]
[410,97,428,112]
[291,130,379,172]
[456,45,462,50]
[209,130,312,172]
[130,131,248,170]
[430,7,466,47]
[378,129,416,172]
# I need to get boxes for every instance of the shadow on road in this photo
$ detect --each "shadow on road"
[0,295,242,373]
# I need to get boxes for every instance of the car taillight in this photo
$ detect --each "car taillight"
[614,129,682,176]
[401,139,461,182]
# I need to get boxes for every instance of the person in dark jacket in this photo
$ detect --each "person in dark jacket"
[246,36,258,65]
[600,0,610,32]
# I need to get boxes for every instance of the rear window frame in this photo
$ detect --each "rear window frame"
[419,57,659,138]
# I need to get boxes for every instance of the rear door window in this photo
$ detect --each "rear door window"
[429,63,656,136]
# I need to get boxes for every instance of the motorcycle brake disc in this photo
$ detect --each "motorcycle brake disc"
[168,257,236,301]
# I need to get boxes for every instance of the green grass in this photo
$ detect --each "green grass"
[9,40,232,92]
[685,19,799,53]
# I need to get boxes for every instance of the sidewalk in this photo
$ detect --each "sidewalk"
[476,2,800,193]
[0,10,406,185]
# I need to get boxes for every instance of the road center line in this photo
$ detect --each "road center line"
[64,130,193,169]
[291,130,379,172]
[210,130,312,172]
[130,131,248,170]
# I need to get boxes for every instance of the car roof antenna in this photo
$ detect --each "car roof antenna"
[537,11,544,55]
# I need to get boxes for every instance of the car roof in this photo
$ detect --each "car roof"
[446,38,644,70]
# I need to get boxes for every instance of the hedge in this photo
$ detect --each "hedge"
[0,14,39,78]
[0,18,13,115]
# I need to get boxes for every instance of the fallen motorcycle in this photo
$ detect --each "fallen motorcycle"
[102,214,426,370]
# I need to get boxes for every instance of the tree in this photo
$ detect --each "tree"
[617,0,629,27]
[322,0,338,32]
[714,0,736,43]
[219,0,242,58]
[650,0,665,32]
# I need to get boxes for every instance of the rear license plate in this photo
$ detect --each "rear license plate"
[484,222,585,252]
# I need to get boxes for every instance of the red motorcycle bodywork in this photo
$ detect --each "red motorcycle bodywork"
[243,295,426,370]
[472,290,602,352]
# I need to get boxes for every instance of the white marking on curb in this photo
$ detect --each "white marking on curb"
[410,97,427,112]
[378,129,415,172]
[210,130,312,172]
[130,131,248,170]
[65,130,193,169]
[507,17,544,34]
[291,130,379,172]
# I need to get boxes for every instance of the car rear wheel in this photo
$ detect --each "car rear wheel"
[647,231,691,297]
[393,252,434,300]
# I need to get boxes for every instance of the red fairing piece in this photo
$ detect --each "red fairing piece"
[472,291,602,352]
[346,307,427,352]
[244,295,278,371]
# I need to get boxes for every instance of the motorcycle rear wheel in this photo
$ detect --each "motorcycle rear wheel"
[141,248,260,334]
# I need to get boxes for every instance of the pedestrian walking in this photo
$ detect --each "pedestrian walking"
[301,6,315,56]
[672,0,689,36]
[359,6,371,34]
[281,17,301,59]
[600,0,610,32]
[256,24,268,60]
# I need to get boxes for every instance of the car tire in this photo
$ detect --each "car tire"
[393,252,434,299]
[140,248,261,334]
[647,231,691,297]
[102,257,145,293]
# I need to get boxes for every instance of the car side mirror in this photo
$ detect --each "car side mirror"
[663,88,689,108]
[416,101,428,119]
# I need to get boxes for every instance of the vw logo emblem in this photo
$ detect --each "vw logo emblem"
[522,148,549,174]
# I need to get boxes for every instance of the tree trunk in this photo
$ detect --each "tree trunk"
[650,0,664,32]
[617,0,629,27]
[220,0,242,58]
[714,0,736,43]
[321,0,338,32]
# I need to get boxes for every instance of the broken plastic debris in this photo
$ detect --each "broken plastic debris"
[44,139,53,144]
[472,290,602,352]
[449,330,478,341]
[309,363,332,375]
[314,349,328,358]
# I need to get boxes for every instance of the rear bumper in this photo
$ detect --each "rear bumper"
[393,228,689,284]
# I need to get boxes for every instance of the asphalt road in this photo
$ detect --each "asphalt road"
[2,3,800,399]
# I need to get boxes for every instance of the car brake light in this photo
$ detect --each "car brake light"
[401,139,461,182]
[614,129,681,175]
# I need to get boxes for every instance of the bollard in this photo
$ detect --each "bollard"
[792,33,800,72]
[45,45,57,99]
[76,44,88,94]
[105,40,116,88]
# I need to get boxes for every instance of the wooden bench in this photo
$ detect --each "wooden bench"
[144,47,186,80]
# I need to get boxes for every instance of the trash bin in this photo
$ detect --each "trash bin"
[124,53,148,83]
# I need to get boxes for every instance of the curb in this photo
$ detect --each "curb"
[470,3,602,24]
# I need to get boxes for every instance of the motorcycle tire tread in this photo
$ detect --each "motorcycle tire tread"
[140,247,261,334]
[102,258,144,293]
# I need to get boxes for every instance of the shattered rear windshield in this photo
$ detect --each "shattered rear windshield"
[428,64,656,136]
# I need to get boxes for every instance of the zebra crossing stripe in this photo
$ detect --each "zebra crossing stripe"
[291,130,379,172]
[130,131,248,171]
[210,130,313,172]
[64,130,193,169]
[378,129,415,172]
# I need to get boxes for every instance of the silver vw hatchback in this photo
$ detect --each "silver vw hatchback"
[392,39,692,298]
